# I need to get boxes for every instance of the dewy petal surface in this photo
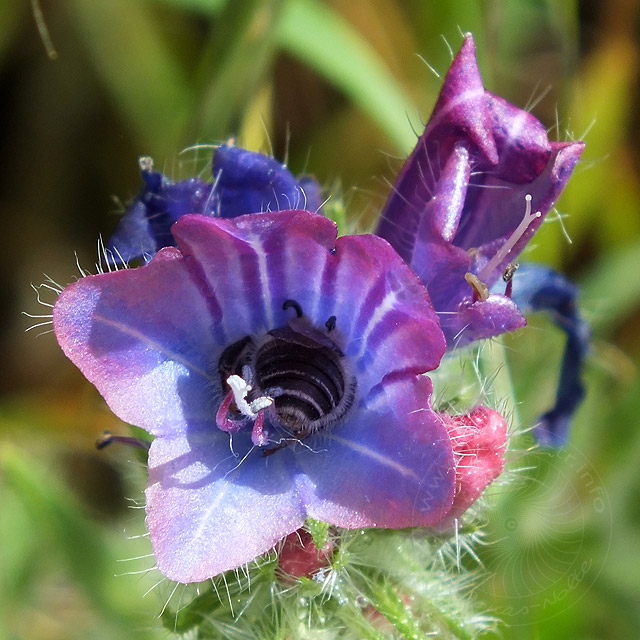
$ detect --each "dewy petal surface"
[146,428,305,583]
[295,374,455,528]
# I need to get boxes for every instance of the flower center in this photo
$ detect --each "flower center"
[216,302,356,447]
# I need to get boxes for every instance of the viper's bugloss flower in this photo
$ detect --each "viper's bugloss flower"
[376,33,585,346]
[108,145,321,263]
[53,210,508,583]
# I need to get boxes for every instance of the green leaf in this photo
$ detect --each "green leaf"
[0,0,28,69]
[278,0,418,152]
[365,581,428,640]
[2,446,110,606]
[187,0,285,142]
[580,241,640,335]
[0,444,163,639]
[150,0,228,13]
[68,0,192,154]
[162,559,277,635]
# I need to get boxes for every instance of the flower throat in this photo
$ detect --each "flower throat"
[216,300,356,449]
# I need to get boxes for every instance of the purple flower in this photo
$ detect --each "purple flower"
[376,34,585,346]
[54,210,469,583]
[107,145,321,263]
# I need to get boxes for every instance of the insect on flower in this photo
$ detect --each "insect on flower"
[51,32,595,585]
[55,209,503,583]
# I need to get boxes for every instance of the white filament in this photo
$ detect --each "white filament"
[476,194,541,283]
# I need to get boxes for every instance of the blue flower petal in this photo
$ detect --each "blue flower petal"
[53,247,222,437]
[107,159,212,263]
[294,374,455,528]
[146,428,306,583]
[107,148,322,264]
[211,145,322,216]
[55,210,459,582]
[508,263,590,446]
[375,34,584,346]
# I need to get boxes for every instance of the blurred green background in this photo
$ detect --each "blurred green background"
[1,1,639,638]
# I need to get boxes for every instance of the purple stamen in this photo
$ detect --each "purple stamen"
[250,412,268,447]
[215,389,245,434]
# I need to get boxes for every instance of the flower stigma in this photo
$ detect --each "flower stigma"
[476,194,541,284]
[464,195,539,303]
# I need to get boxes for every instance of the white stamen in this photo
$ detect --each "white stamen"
[226,374,273,419]
[476,194,541,283]
[249,396,274,414]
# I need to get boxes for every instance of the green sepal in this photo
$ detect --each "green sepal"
[305,517,330,551]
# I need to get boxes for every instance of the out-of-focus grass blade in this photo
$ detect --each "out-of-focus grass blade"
[0,0,27,69]
[68,0,192,154]
[152,0,227,13]
[187,0,284,142]
[2,445,111,605]
[84,0,419,151]
[0,478,36,638]
[563,35,640,250]
[277,0,418,153]
[0,445,158,637]
[579,240,640,335]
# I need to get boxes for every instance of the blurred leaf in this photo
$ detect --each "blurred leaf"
[238,81,274,150]
[0,0,27,70]
[405,0,487,83]
[68,0,192,154]
[188,0,284,142]
[0,444,159,638]
[580,241,640,335]
[563,35,640,249]
[0,479,38,636]
[2,445,111,604]
[278,0,418,152]
[151,0,228,13]
[143,0,420,150]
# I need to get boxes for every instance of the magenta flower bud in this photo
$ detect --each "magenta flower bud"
[439,406,507,520]
[277,529,335,581]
